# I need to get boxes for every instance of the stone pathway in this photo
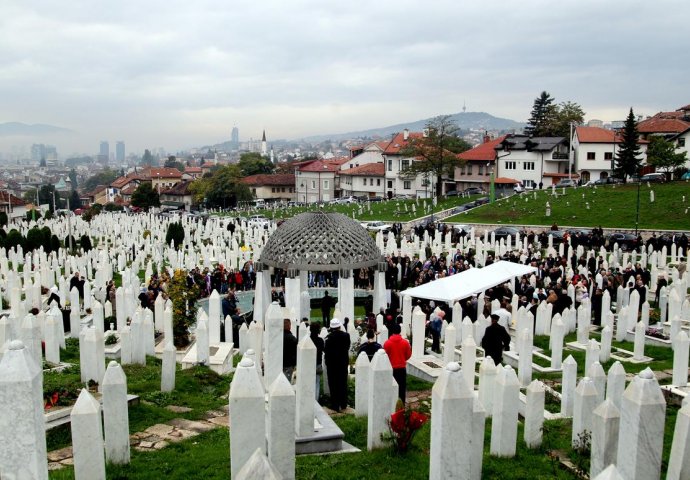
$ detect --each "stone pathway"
[47,405,229,471]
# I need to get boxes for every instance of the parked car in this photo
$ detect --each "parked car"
[490,226,524,241]
[555,179,577,188]
[368,196,384,202]
[640,173,666,183]
[607,232,639,251]
[337,196,357,204]
[463,187,486,195]
[474,197,490,206]
[247,215,270,229]
[365,221,392,233]
[513,183,534,193]
[445,190,458,197]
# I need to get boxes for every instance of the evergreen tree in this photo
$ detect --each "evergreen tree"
[131,182,160,210]
[614,108,642,182]
[165,221,185,249]
[525,91,557,137]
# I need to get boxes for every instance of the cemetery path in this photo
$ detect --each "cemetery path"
[47,406,229,471]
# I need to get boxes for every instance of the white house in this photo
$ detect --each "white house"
[670,127,690,167]
[295,159,347,203]
[573,126,648,182]
[381,130,436,198]
[495,135,570,188]
[339,163,386,198]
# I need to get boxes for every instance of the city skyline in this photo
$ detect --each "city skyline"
[1,0,688,155]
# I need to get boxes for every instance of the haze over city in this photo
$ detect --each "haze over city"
[1,0,688,155]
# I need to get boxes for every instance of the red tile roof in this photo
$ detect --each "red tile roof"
[0,191,26,206]
[340,163,385,176]
[120,183,139,195]
[240,174,295,186]
[576,127,622,143]
[110,174,142,189]
[144,167,183,178]
[298,160,343,173]
[185,167,202,174]
[161,180,193,196]
[493,177,520,184]
[638,117,690,134]
[457,135,507,162]
[383,132,424,154]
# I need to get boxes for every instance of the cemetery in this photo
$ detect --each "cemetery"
[1,205,690,479]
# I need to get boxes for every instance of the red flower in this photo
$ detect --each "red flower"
[390,409,407,434]
[409,411,428,430]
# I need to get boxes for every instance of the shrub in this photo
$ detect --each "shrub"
[80,234,93,252]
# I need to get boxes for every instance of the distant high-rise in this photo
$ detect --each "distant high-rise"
[100,141,109,156]
[116,141,125,163]
[31,144,46,162]
[231,126,239,147]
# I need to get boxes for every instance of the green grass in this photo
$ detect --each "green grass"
[219,196,481,223]
[445,181,690,230]
[533,332,675,379]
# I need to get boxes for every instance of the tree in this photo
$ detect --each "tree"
[167,269,200,347]
[68,169,78,190]
[83,169,119,192]
[238,152,274,177]
[141,149,156,166]
[191,164,252,208]
[5,229,24,251]
[165,221,185,250]
[69,190,82,210]
[131,182,160,210]
[614,108,643,182]
[646,136,687,177]
[525,91,557,137]
[0,212,7,228]
[164,155,186,172]
[552,101,586,140]
[399,115,464,199]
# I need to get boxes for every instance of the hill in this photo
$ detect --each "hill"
[0,122,73,136]
[300,111,525,142]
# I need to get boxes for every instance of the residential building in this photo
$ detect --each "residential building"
[381,130,436,198]
[494,135,570,187]
[638,104,690,140]
[160,180,195,211]
[0,191,27,219]
[82,186,108,206]
[573,126,649,182]
[144,167,183,192]
[454,135,507,191]
[240,174,296,202]
[183,166,203,180]
[669,127,690,165]
[295,159,346,203]
[339,163,385,198]
[107,173,143,203]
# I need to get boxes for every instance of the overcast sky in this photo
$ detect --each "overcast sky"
[1,0,688,156]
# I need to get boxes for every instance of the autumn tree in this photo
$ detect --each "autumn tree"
[399,115,465,199]
[646,136,687,177]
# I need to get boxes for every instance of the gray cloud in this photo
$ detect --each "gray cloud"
[0,0,688,155]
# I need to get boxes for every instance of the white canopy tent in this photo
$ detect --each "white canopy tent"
[400,260,537,303]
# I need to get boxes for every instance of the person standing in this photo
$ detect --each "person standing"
[358,329,382,361]
[282,319,298,382]
[309,322,325,401]
[384,323,412,404]
[324,318,350,412]
[481,313,511,365]
[321,291,334,324]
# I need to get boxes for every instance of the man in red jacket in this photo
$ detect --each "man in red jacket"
[384,323,412,404]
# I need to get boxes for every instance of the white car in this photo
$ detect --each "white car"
[365,221,392,233]
[247,215,270,229]
[513,183,534,193]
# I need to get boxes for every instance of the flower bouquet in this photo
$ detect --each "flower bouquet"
[384,400,429,453]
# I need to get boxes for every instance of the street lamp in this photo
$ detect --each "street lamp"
[635,167,642,236]
[488,162,495,203]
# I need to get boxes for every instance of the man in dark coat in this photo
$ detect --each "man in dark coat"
[324,318,351,412]
[481,313,511,365]
[282,319,298,381]
[321,291,335,324]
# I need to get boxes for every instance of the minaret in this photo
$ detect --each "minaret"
[261,130,267,156]
[270,145,275,164]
